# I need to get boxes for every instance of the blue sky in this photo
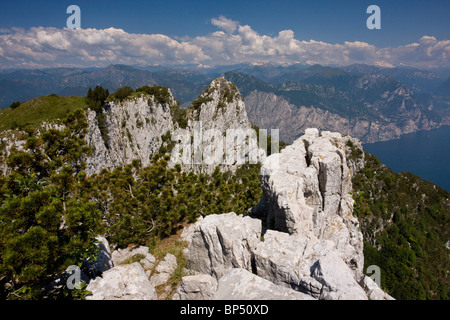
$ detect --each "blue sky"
[0,0,449,69]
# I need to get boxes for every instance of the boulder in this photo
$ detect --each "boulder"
[156,253,177,274]
[150,253,178,288]
[253,229,365,300]
[173,274,218,300]
[312,252,367,300]
[140,254,157,271]
[213,268,315,300]
[253,230,311,290]
[185,212,261,279]
[86,262,158,300]
[150,272,171,288]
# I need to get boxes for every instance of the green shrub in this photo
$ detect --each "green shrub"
[9,101,21,109]
[137,85,172,105]
[112,86,134,101]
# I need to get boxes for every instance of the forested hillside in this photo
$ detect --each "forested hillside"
[0,88,262,299]
[352,153,450,300]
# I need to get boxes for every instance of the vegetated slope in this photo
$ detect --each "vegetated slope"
[352,152,450,300]
[0,94,88,131]
[0,86,262,299]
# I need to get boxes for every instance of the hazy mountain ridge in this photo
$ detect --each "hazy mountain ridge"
[0,63,448,143]
[225,69,443,143]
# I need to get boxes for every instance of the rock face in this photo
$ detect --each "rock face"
[243,76,441,144]
[1,78,264,177]
[173,274,218,300]
[85,93,175,175]
[258,128,364,276]
[213,268,314,300]
[185,212,261,279]
[84,77,263,175]
[180,129,393,300]
[177,77,264,174]
[86,262,158,300]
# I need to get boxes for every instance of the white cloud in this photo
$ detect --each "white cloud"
[0,18,449,69]
[211,16,239,34]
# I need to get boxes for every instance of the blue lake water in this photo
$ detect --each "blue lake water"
[363,126,450,192]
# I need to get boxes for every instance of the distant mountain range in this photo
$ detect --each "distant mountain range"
[224,65,449,143]
[0,63,449,143]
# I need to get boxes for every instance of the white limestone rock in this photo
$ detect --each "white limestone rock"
[181,77,265,174]
[259,129,364,276]
[360,276,395,300]
[185,212,262,279]
[86,262,158,300]
[150,272,171,288]
[173,274,218,300]
[213,268,315,300]
[85,93,175,175]
[156,253,178,274]
[150,253,178,288]
[253,230,312,290]
[140,254,157,271]
[312,252,368,300]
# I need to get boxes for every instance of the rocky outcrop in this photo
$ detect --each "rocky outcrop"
[86,262,158,300]
[85,242,182,300]
[84,77,264,175]
[258,128,364,275]
[1,78,265,177]
[85,93,175,175]
[213,268,314,300]
[185,212,261,279]
[179,129,393,300]
[178,77,265,174]
[173,274,218,300]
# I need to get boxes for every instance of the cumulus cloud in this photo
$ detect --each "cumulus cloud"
[0,17,449,69]
[211,16,239,34]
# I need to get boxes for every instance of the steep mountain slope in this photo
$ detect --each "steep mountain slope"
[342,64,444,94]
[352,152,450,299]
[225,70,442,143]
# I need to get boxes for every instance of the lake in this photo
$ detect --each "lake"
[363,126,450,192]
